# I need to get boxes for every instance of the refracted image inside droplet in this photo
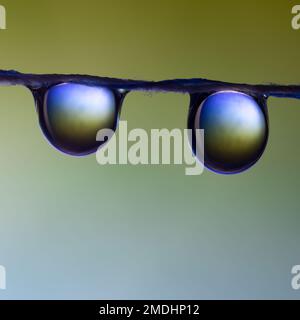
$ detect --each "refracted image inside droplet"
[41,83,119,156]
[192,91,268,174]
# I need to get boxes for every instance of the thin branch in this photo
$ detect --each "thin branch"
[0,70,299,99]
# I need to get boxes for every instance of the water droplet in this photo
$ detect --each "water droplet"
[35,83,123,156]
[188,91,269,174]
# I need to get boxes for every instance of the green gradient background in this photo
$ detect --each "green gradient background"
[0,0,299,299]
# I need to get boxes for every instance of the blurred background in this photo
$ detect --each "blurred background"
[0,0,299,299]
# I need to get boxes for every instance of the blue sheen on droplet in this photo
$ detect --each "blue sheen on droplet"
[192,91,268,174]
[40,83,119,156]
